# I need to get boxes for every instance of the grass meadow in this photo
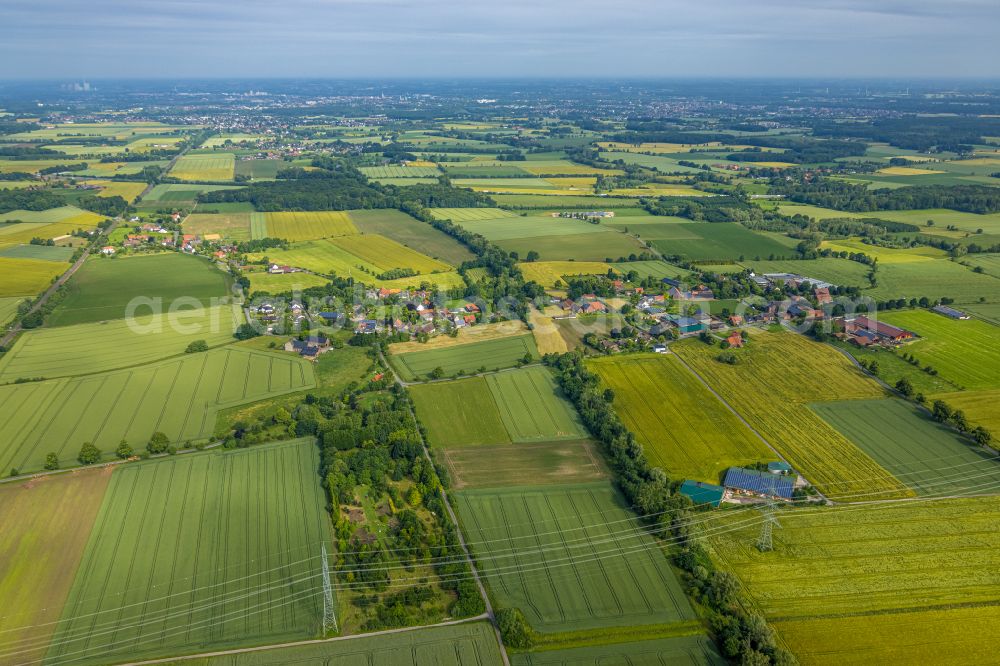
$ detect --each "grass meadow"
[456,482,694,633]
[389,334,538,381]
[673,331,909,500]
[590,354,772,484]
[0,347,315,473]
[45,441,331,665]
[48,253,233,326]
[880,309,1000,390]
[649,223,798,261]
[497,231,646,262]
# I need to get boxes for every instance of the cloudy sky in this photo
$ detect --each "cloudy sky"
[1,0,997,79]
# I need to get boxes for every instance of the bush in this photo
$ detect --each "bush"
[44,452,59,470]
[185,339,209,353]
[116,440,134,459]
[496,607,533,649]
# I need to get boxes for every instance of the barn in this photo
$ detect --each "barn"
[723,467,794,500]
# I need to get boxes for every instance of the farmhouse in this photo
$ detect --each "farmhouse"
[723,467,794,501]
[932,304,970,320]
[100,246,116,255]
[847,315,914,344]
[725,332,743,348]
[678,480,725,508]
[285,335,331,360]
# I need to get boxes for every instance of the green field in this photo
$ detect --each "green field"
[48,253,233,326]
[485,366,587,442]
[169,153,236,181]
[880,309,1000,390]
[456,482,694,633]
[590,354,772,484]
[650,223,798,261]
[359,165,441,178]
[811,398,1000,496]
[612,259,694,281]
[474,194,645,210]
[142,184,243,205]
[708,496,1000,665]
[0,346,315,472]
[176,622,503,665]
[234,158,282,180]
[245,271,330,294]
[45,441,331,665]
[182,213,252,240]
[497,231,646,262]
[830,340,960,395]
[456,214,610,241]
[0,468,113,665]
[347,209,475,265]
[673,331,909,500]
[0,243,74,261]
[429,208,518,222]
[0,296,23,327]
[513,634,724,665]
[410,377,512,448]
[868,257,1000,305]
[390,334,538,381]
[256,211,358,241]
[0,304,242,383]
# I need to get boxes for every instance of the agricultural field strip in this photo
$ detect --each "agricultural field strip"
[390,335,538,382]
[879,310,1000,390]
[44,442,331,665]
[0,347,315,473]
[0,305,242,383]
[456,483,694,632]
[708,496,1000,620]
[810,399,1000,496]
[484,367,587,442]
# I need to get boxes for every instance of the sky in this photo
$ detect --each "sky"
[1,0,998,79]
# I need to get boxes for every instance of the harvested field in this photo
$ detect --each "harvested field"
[443,440,607,489]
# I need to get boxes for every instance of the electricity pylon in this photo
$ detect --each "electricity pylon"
[321,543,337,634]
